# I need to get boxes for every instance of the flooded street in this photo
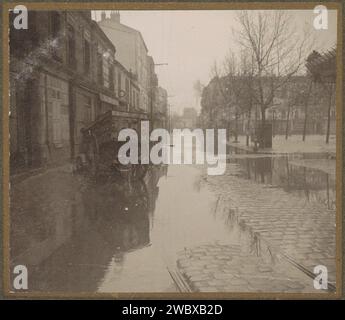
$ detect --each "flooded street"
[10,146,336,293]
[6,6,340,299]
[10,164,234,292]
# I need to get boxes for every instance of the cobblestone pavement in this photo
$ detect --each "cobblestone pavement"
[193,162,337,288]
[177,242,318,293]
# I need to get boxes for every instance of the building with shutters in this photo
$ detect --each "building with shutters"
[9,10,141,173]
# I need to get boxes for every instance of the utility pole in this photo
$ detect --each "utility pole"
[167,95,175,133]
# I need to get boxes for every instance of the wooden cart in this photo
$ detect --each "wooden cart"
[76,110,150,180]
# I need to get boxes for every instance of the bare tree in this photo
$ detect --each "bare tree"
[306,48,336,143]
[282,79,309,140]
[233,50,255,146]
[223,53,243,142]
[302,79,313,142]
[235,10,313,147]
[209,60,233,137]
[324,82,335,144]
[209,52,255,144]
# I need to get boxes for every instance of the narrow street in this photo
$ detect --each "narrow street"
[10,144,335,293]
[7,8,339,297]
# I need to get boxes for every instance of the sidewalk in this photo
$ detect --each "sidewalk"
[228,135,336,155]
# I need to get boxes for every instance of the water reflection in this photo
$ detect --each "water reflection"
[229,156,336,210]
[14,165,167,292]
[215,202,276,266]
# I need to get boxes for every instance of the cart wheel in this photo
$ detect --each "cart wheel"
[87,139,99,177]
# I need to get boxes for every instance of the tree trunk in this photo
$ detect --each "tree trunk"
[234,112,238,142]
[272,111,275,138]
[259,107,266,148]
[227,121,231,144]
[285,104,291,140]
[246,109,251,146]
[302,104,308,142]
[326,85,333,144]
[302,81,313,142]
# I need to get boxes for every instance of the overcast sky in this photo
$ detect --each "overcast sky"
[93,10,337,115]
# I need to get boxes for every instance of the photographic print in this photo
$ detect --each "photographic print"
[1,1,342,299]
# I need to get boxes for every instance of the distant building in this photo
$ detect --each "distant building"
[170,113,184,130]
[147,55,159,128]
[112,60,140,113]
[200,72,336,136]
[154,87,168,129]
[181,108,198,129]
[98,11,151,113]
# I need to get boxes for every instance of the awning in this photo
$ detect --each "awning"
[99,93,119,106]
[110,110,149,120]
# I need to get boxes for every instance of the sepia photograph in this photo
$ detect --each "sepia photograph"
[2,2,342,299]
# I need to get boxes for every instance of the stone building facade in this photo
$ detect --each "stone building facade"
[154,87,168,129]
[9,10,142,173]
[98,11,151,114]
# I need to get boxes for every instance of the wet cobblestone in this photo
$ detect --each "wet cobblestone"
[177,243,319,293]
[197,163,336,286]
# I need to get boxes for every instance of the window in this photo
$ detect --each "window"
[97,52,103,85]
[67,24,76,68]
[30,11,39,46]
[113,70,116,93]
[50,12,61,39]
[10,11,38,57]
[109,66,115,91]
[118,73,122,97]
[50,12,62,61]
[103,57,109,88]
[83,39,91,74]
[84,96,92,123]
[132,90,136,108]
[125,79,129,103]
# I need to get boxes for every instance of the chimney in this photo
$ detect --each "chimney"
[110,11,120,23]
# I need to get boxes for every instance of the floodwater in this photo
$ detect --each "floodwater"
[9,143,335,293]
[227,152,336,210]
[10,164,275,292]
